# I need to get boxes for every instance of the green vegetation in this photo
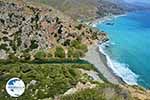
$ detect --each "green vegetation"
[68,47,74,58]
[61,83,133,100]
[73,50,84,58]
[30,40,39,50]
[0,62,133,100]
[68,48,84,58]
[21,53,31,60]
[0,43,9,51]
[70,40,88,52]
[34,51,46,60]
[66,40,88,58]
[8,53,18,61]
[9,31,22,52]
[61,88,106,100]
[91,32,98,40]
[70,40,80,48]
[55,46,65,58]
[63,39,70,46]
[2,36,9,42]
[16,37,22,47]
[75,24,82,30]
[0,63,95,100]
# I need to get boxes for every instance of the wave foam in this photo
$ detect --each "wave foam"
[92,23,96,27]
[99,42,138,85]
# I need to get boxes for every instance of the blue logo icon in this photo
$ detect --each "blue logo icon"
[6,78,25,97]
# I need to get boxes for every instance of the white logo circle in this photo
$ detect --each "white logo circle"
[6,78,25,97]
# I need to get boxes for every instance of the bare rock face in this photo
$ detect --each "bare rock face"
[64,82,96,96]
[0,0,108,59]
[0,50,8,59]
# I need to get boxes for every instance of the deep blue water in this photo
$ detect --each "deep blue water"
[96,11,150,88]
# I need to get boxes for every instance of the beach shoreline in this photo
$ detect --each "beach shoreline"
[82,14,128,85]
[82,43,125,85]
[90,14,127,27]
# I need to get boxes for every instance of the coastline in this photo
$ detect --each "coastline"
[82,14,128,85]
[90,12,150,88]
[85,12,150,93]
[82,43,125,84]
[85,12,146,87]
[90,14,127,27]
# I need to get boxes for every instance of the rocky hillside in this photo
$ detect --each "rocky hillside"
[96,0,124,17]
[29,0,125,21]
[0,0,107,60]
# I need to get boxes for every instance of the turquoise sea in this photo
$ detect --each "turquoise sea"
[96,11,150,88]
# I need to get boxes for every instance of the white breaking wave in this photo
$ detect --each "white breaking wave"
[99,42,138,85]
[92,23,96,27]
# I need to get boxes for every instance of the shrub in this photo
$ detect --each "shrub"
[68,47,86,58]
[21,53,31,60]
[91,32,98,40]
[34,51,46,60]
[0,43,9,51]
[74,50,84,58]
[8,53,18,61]
[70,40,88,52]
[0,63,81,99]
[61,88,106,100]
[17,37,22,47]
[47,52,53,58]
[76,44,88,52]
[63,39,70,46]
[70,40,80,48]
[68,48,83,58]
[71,64,96,71]
[30,40,39,50]
[9,40,16,51]
[2,36,9,42]
[76,36,82,42]
[75,24,82,30]
[68,47,74,58]
[55,46,65,58]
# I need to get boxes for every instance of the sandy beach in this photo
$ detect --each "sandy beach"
[90,14,127,27]
[82,44,125,84]
[83,14,128,84]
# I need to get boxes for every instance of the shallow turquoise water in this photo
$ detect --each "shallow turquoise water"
[96,11,150,88]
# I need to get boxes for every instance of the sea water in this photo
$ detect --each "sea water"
[96,11,150,88]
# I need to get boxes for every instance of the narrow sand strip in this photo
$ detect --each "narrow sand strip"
[82,44,124,84]
[90,14,127,27]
